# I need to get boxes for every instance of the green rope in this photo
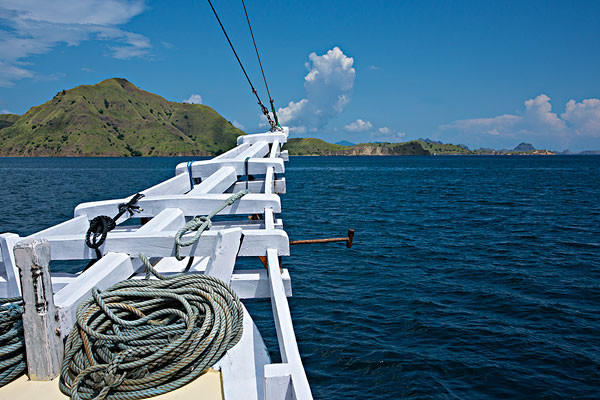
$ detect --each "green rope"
[0,297,25,388]
[271,103,281,128]
[174,189,248,261]
[59,270,244,400]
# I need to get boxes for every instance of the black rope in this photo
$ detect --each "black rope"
[207,0,277,131]
[84,193,144,268]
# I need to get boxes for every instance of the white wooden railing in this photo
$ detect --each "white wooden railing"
[0,126,313,399]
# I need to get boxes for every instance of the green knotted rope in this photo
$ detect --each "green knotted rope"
[59,268,244,400]
[174,189,248,261]
[0,297,25,388]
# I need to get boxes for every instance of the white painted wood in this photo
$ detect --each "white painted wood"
[187,167,237,195]
[269,140,280,159]
[43,229,290,260]
[28,216,89,239]
[264,167,274,195]
[227,178,286,194]
[237,132,287,145]
[54,253,139,338]
[267,248,313,399]
[13,238,63,381]
[74,194,282,220]
[217,306,271,400]
[264,364,293,400]
[204,228,242,283]
[281,150,289,162]
[231,269,291,299]
[141,172,191,196]
[213,142,251,160]
[0,233,22,297]
[264,208,275,230]
[235,141,270,160]
[135,208,185,234]
[175,158,284,180]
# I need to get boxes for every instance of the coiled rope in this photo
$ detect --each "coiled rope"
[0,297,25,387]
[60,189,250,399]
[59,267,244,400]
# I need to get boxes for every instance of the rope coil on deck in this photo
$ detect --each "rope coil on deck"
[59,269,244,400]
[0,297,25,388]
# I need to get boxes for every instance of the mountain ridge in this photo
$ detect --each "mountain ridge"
[0,78,243,157]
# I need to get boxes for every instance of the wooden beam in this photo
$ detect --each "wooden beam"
[235,141,269,160]
[214,142,251,159]
[266,248,312,399]
[269,139,280,159]
[237,132,287,145]
[43,229,290,260]
[13,238,63,381]
[74,193,281,220]
[133,208,185,234]
[175,158,284,180]
[187,166,237,195]
[204,228,242,283]
[227,178,286,194]
[142,173,191,197]
[0,233,21,297]
[54,253,139,338]
[28,216,89,239]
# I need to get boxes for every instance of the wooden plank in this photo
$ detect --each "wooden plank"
[134,208,185,234]
[28,216,89,239]
[264,167,274,195]
[74,193,281,220]
[175,158,284,180]
[214,142,251,160]
[235,141,269,160]
[227,178,286,194]
[264,208,275,230]
[237,132,287,145]
[264,364,293,400]
[54,253,138,338]
[142,173,191,197]
[269,139,280,159]
[43,229,290,260]
[204,228,242,283]
[13,238,63,381]
[267,248,312,399]
[280,150,289,162]
[0,233,21,297]
[187,167,237,195]
[217,306,271,400]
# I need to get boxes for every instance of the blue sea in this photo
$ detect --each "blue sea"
[1,155,599,399]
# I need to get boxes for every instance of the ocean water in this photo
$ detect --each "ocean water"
[1,155,599,399]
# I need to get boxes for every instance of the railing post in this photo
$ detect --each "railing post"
[14,238,63,380]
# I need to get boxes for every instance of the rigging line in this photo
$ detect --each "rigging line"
[241,0,281,128]
[206,0,277,130]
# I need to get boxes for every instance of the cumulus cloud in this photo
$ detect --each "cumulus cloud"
[0,0,150,86]
[344,118,372,132]
[277,47,355,132]
[232,120,245,130]
[370,128,406,143]
[183,94,203,104]
[440,94,600,150]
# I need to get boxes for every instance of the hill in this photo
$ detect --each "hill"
[414,140,472,155]
[0,114,20,130]
[284,138,430,155]
[0,78,243,156]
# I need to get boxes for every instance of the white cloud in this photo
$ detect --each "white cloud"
[562,98,600,137]
[369,65,381,70]
[344,118,372,132]
[277,47,355,132]
[183,94,203,104]
[370,129,406,143]
[0,0,150,86]
[440,94,600,150]
[232,120,245,130]
[1,108,13,114]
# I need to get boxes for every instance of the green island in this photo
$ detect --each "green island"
[0,78,242,156]
[0,78,580,157]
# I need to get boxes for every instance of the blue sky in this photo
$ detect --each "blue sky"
[0,0,599,151]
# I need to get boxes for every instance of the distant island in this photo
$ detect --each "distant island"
[0,78,242,156]
[1,79,598,157]
[284,138,599,156]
